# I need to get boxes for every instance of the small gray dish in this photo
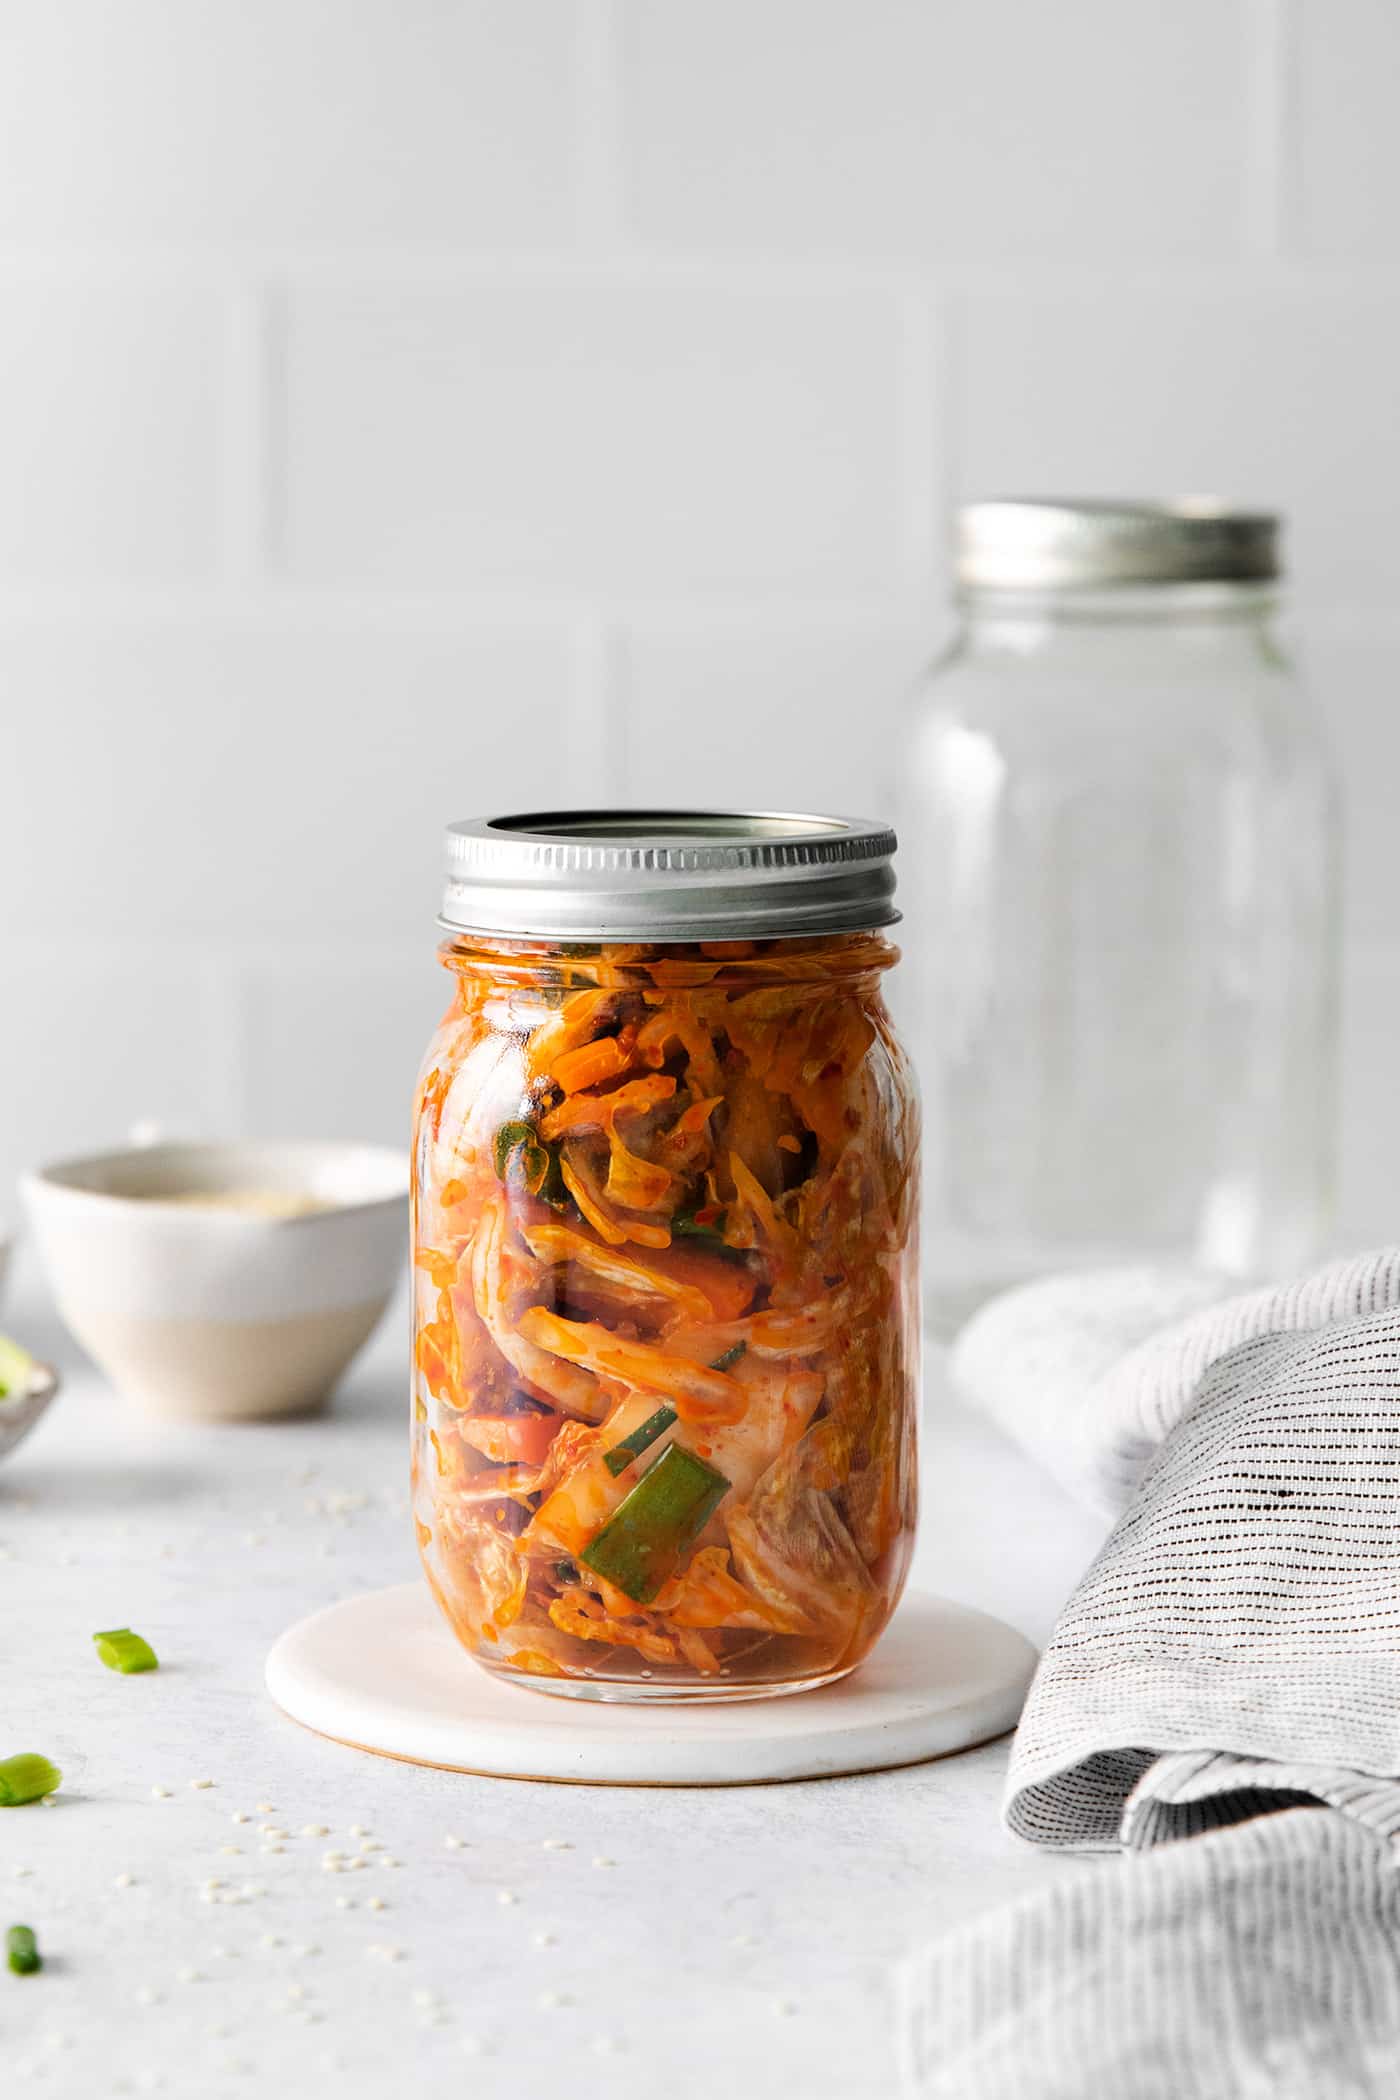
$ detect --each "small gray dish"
[0,1361,59,1464]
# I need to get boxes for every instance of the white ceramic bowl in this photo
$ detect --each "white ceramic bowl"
[22,1140,409,1422]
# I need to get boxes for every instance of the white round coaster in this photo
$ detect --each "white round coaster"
[266,1583,1037,1787]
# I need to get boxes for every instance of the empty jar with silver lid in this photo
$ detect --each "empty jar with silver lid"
[891,501,1340,1336]
[412,811,920,1701]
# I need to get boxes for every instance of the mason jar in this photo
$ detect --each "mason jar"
[412,812,920,1702]
[891,501,1339,1337]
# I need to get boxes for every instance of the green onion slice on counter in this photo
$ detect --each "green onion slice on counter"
[602,1405,678,1478]
[93,1629,159,1674]
[580,1444,730,1604]
[6,1924,40,1975]
[0,1754,61,1807]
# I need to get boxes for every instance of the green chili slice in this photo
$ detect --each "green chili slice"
[93,1628,159,1675]
[0,1755,60,1807]
[602,1405,678,1478]
[6,1924,40,1975]
[580,1444,730,1604]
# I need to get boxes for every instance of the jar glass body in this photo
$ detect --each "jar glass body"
[411,930,920,1702]
[890,585,1340,1336]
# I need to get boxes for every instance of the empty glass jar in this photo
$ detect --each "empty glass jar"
[412,812,920,1701]
[891,501,1340,1336]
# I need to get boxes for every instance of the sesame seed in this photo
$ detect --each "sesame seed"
[730,1933,759,1948]
[380,1856,401,1869]
[772,1999,799,2017]
[219,1845,242,1857]
[286,1983,307,2002]
[334,1896,355,1910]
[591,2036,623,2056]
[348,1823,370,1837]
[592,1856,616,1869]
[294,1944,320,1958]
[202,1877,224,1891]
[114,1871,136,1888]
[412,1989,437,2008]
[13,1865,31,1880]
[150,1786,171,1800]
[541,1838,572,1851]
[367,1896,387,1913]
[532,1931,558,1948]
[231,1812,250,1825]
[497,1889,518,1906]
[259,1824,287,1838]
[177,1967,205,1984]
[301,1824,329,1838]
[360,1839,382,1853]
[261,1844,285,1856]
[254,1801,275,1814]
[261,1934,283,1949]
[135,1987,162,2006]
[538,1990,573,2009]
[190,1778,215,1791]
[444,1835,465,1850]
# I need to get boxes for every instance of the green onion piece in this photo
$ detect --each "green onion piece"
[0,1754,61,1807]
[0,1333,35,1403]
[709,1342,747,1373]
[492,1118,557,1199]
[6,1924,40,1975]
[581,1444,731,1604]
[552,1559,580,1586]
[93,1628,159,1675]
[602,1405,678,1478]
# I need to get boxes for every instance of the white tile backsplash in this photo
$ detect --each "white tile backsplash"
[621,0,1250,261]
[0,952,221,1225]
[622,622,938,811]
[1298,0,1400,257]
[0,281,223,583]
[0,1,575,250]
[0,3,1395,1244]
[0,620,577,942]
[278,281,907,595]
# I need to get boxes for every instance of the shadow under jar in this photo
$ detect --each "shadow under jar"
[412,811,920,1703]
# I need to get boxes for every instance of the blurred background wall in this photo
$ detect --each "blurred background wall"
[0,0,1395,1240]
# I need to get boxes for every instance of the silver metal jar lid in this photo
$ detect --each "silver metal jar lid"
[956,499,1280,591]
[440,810,899,943]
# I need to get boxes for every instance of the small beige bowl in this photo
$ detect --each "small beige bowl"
[22,1140,408,1422]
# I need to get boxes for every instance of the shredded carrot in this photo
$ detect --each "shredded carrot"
[410,926,917,1688]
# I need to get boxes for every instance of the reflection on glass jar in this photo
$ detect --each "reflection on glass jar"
[411,814,920,1703]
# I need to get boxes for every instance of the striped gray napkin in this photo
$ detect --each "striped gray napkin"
[902,1259,1400,2099]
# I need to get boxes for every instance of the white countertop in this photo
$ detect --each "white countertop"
[0,1257,1106,2100]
